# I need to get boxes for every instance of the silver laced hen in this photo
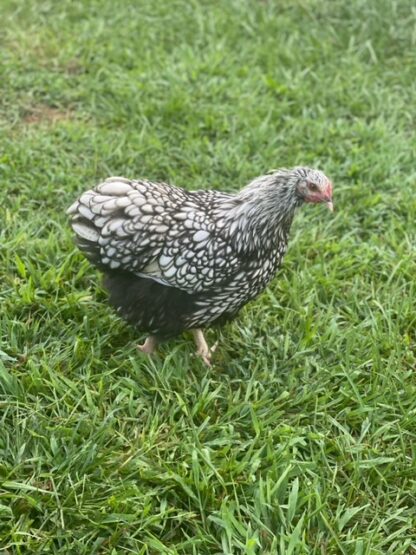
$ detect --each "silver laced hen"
[67,167,333,365]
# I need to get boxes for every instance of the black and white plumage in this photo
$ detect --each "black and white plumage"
[67,167,333,364]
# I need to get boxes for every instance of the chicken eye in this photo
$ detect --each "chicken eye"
[307,182,319,192]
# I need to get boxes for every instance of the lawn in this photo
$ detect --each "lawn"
[1,0,416,553]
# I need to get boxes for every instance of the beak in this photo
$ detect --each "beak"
[325,181,334,212]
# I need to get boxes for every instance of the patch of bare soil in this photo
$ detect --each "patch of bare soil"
[22,105,74,125]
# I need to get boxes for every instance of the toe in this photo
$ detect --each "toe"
[196,348,213,367]
[201,354,212,367]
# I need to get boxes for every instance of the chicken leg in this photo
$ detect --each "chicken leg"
[191,329,215,366]
[137,335,158,355]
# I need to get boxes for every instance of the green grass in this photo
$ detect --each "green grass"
[1,0,416,553]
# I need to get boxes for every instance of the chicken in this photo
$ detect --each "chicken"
[67,167,333,365]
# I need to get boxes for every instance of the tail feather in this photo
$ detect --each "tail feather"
[67,177,136,269]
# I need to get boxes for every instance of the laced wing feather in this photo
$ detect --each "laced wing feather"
[68,177,242,293]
